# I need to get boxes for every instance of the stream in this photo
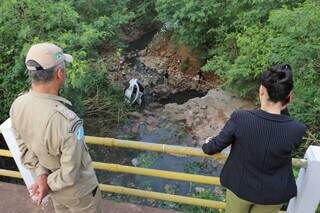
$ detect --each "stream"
[89,30,229,209]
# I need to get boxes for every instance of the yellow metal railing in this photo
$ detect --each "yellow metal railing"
[93,161,221,185]
[84,136,307,168]
[0,149,220,185]
[0,135,307,210]
[0,168,226,209]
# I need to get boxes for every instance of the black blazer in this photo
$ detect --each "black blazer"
[202,109,306,205]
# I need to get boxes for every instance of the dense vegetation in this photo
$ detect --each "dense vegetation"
[3,0,318,134]
[0,0,318,144]
[1,0,320,211]
[0,0,139,132]
[155,0,320,148]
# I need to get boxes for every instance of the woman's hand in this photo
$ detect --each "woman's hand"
[205,136,213,144]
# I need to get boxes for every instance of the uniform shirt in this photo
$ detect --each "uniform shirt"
[10,90,98,199]
[202,109,306,205]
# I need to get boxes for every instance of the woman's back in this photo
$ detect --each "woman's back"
[203,109,306,204]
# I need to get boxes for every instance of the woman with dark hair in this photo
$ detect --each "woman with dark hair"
[202,64,306,212]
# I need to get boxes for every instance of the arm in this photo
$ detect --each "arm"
[45,114,83,192]
[202,112,237,155]
[16,135,49,176]
[10,107,49,176]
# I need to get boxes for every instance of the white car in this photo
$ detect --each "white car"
[124,79,144,105]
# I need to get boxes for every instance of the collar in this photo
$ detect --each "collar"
[250,109,293,122]
[29,90,72,106]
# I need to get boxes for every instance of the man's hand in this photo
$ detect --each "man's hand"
[29,174,50,206]
[29,183,39,197]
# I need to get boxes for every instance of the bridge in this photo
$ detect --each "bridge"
[0,134,318,212]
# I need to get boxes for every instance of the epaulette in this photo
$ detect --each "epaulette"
[54,104,84,134]
[18,91,28,97]
[55,104,77,120]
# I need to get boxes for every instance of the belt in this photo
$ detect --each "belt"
[92,186,98,197]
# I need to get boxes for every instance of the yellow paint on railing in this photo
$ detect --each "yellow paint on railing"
[0,149,12,157]
[0,168,226,209]
[0,133,308,168]
[99,184,226,209]
[84,136,307,168]
[0,149,221,186]
[85,136,225,159]
[0,169,22,179]
[93,162,221,185]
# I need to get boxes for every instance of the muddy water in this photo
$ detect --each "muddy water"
[159,90,207,105]
[91,93,225,208]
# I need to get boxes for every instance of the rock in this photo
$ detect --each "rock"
[142,79,150,86]
[165,52,173,57]
[190,82,198,90]
[147,125,156,132]
[171,89,178,94]
[193,117,202,127]
[148,102,161,108]
[128,112,143,119]
[131,158,139,167]
[139,49,147,56]
[143,110,153,115]
[195,187,206,193]
[214,187,225,197]
[158,88,254,146]
[159,61,167,69]
[175,73,182,82]
[175,114,187,123]
[200,105,207,110]
[146,116,156,125]
[160,50,166,56]
[131,123,140,134]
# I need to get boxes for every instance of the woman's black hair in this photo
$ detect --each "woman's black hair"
[260,64,293,103]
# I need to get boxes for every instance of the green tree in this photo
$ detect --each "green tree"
[0,0,132,130]
[155,0,302,47]
[204,1,320,126]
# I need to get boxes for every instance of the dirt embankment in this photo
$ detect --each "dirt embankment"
[139,33,222,93]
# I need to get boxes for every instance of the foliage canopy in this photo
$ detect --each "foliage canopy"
[0,0,133,128]
[156,0,320,128]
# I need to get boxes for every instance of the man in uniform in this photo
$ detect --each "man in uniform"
[10,43,102,213]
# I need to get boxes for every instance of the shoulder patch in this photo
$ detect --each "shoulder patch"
[55,104,77,120]
[76,126,85,140]
[69,119,84,134]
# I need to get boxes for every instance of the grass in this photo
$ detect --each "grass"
[178,189,225,213]
[184,161,207,174]
[136,152,159,168]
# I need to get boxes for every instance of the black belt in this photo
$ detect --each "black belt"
[92,186,98,197]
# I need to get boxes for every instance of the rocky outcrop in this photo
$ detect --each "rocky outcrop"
[122,88,254,148]
[108,32,221,101]
[163,88,254,146]
[109,32,254,147]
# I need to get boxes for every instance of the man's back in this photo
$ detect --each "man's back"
[10,90,98,199]
[11,42,102,212]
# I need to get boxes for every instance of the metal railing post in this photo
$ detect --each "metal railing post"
[287,146,320,213]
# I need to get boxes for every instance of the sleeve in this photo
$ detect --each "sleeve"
[45,113,83,192]
[202,112,237,155]
[10,106,49,176]
[294,124,307,149]
[16,134,49,176]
